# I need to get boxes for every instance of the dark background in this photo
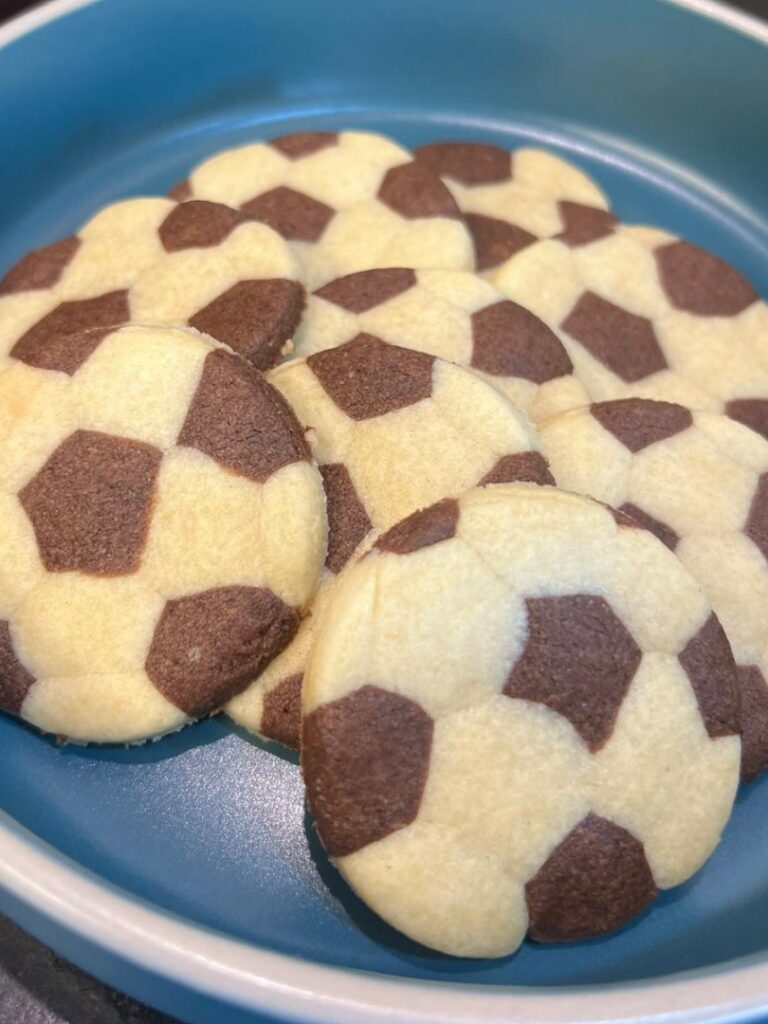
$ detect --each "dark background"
[0,0,766,1022]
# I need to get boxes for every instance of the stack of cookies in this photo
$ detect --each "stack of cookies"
[2,130,766,958]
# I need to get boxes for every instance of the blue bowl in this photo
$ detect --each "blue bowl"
[1,2,768,1022]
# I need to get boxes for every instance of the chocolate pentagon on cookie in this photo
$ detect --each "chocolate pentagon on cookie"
[0,324,326,743]
[0,197,174,373]
[0,197,304,371]
[291,267,588,423]
[414,141,613,273]
[226,336,551,748]
[301,485,740,958]
[490,223,768,426]
[177,130,474,287]
[539,396,768,780]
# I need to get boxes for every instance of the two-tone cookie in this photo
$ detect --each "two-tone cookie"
[175,130,474,287]
[302,485,740,957]
[291,267,588,423]
[539,397,768,780]
[0,324,326,743]
[616,225,768,437]
[414,141,613,274]
[226,335,552,747]
[490,224,768,429]
[0,197,304,370]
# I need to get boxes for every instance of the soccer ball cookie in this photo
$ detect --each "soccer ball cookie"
[0,197,304,370]
[490,223,768,429]
[302,485,740,958]
[226,336,551,747]
[291,267,588,423]
[415,141,613,273]
[174,130,474,287]
[539,397,768,780]
[0,324,326,743]
[617,224,768,437]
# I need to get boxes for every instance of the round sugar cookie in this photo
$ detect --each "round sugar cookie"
[539,396,768,780]
[175,130,474,287]
[414,141,613,273]
[302,485,740,958]
[0,324,326,743]
[226,335,551,747]
[616,224,768,434]
[291,267,588,423]
[0,197,304,370]
[490,223,768,429]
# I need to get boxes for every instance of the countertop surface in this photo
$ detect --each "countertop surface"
[0,1,766,1023]
[0,913,174,1023]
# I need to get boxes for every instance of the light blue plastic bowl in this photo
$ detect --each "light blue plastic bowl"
[1,2,767,1022]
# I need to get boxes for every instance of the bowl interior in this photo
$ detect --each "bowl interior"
[1,0,768,992]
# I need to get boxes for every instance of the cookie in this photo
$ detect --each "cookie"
[226,336,551,747]
[617,225,768,436]
[539,397,768,780]
[291,267,588,423]
[302,485,740,958]
[0,197,304,370]
[175,130,474,287]
[414,141,613,273]
[490,224,768,429]
[0,324,326,743]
